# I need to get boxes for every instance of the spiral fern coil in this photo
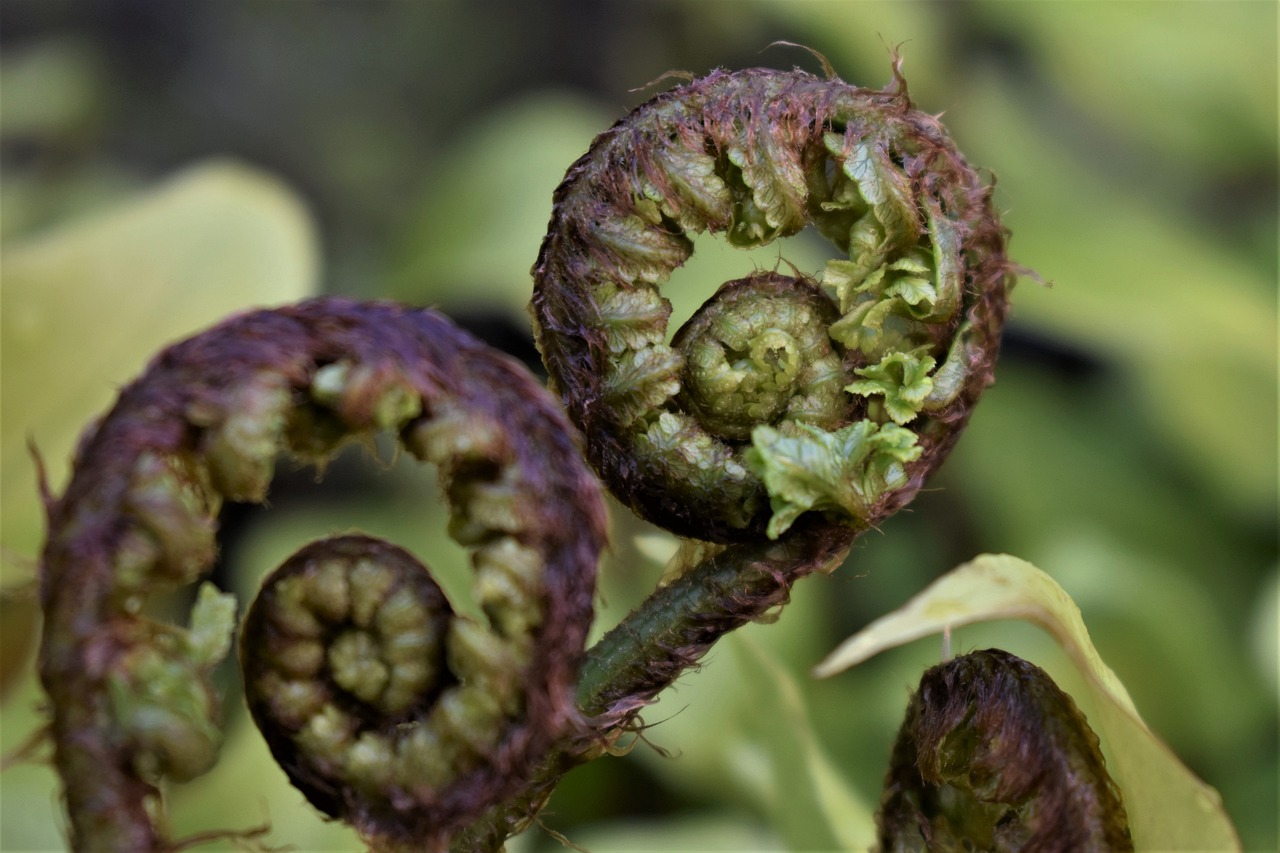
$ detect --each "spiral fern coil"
[533,62,1012,542]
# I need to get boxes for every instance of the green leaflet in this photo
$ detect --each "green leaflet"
[199,372,292,503]
[747,420,922,538]
[922,320,977,413]
[724,151,780,248]
[822,132,919,253]
[644,142,732,231]
[883,255,937,317]
[812,153,869,252]
[602,345,683,426]
[828,294,898,355]
[924,202,964,323]
[726,139,807,238]
[592,212,692,284]
[638,414,755,493]
[843,140,919,249]
[124,452,220,589]
[108,582,237,784]
[818,130,950,364]
[593,284,672,352]
[187,582,238,668]
[846,349,938,425]
[822,235,884,312]
[826,252,941,357]
[632,413,759,530]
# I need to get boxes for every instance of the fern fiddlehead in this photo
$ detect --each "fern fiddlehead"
[530,61,1014,724]
[37,298,606,851]
[533,60,1012,544]
[454,59,1018,846]
[879,649,1133,852]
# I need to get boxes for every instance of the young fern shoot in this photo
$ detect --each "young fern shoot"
[531,57,1015,727]
[37,300,606,851]
[532,58,1012,543]
[879,650,1133,852]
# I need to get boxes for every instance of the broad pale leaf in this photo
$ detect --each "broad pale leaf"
[0,161,318,581]
[730,634,877,852]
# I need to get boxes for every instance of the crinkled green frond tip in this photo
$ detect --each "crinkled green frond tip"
[845,348,937,426]
[747,420,922,538]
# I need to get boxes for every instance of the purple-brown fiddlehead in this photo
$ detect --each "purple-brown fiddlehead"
[533,60,1012,545]
[38,58,1019,853]
[879,649,1133,852]
[37,298,606,851]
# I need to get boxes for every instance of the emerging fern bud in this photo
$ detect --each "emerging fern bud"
[879,649,1133,852]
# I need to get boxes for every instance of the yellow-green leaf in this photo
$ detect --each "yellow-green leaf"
[747,420,921,537]
[729,634,876,852]
[0,161,318,582]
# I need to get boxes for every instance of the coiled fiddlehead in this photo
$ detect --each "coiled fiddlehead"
[533,60,1012,543]
[37,298,606,851]
[879,649,1133,852]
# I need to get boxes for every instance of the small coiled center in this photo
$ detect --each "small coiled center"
[672,272,851,441]
[243,537,450,733]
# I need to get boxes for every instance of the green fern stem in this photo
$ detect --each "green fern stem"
[533,61,1014,542]
[36,298,606,852]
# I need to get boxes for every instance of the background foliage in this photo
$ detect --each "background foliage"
[2,1,1275,850]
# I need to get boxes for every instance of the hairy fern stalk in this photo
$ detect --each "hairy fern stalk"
[34,60,1037,852]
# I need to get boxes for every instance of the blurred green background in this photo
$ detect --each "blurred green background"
[1,1,1275,850]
